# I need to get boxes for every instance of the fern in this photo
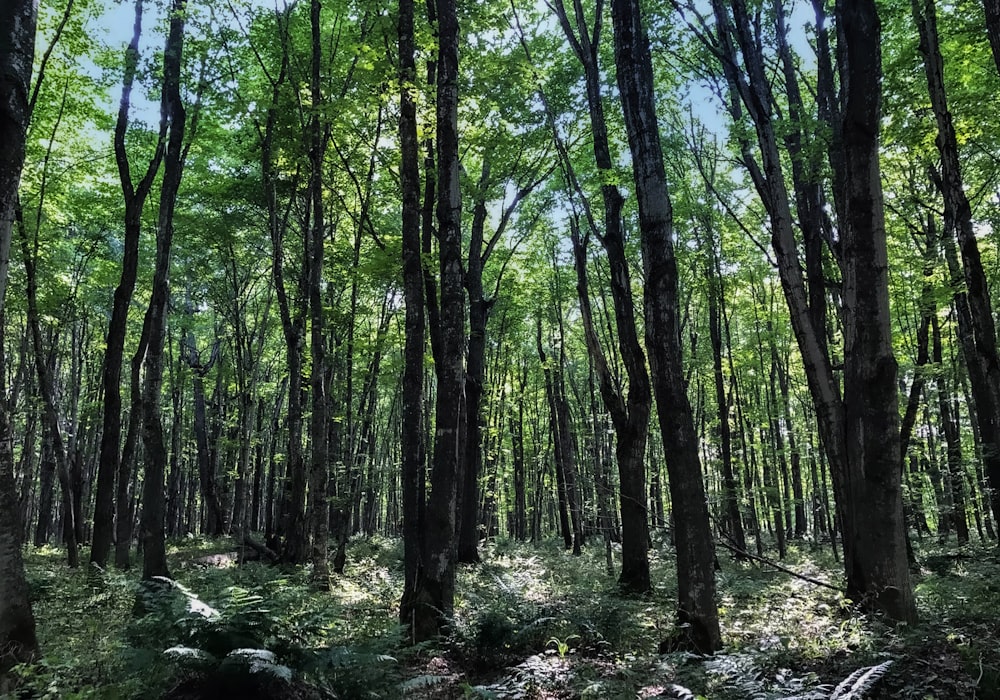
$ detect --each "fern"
[829,661,893,700]
[398,673,452,695]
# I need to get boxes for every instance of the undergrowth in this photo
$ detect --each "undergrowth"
[7,535,998,699]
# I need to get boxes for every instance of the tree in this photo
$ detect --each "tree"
[410,0,465,640]
[701,0,916,621]
[548,0,653,594]
[90,0,166,569]
[306,0,330,586]
[139,0,188,581]
[836,0,915,620]
[0,0,41,680]
[609,0,721,651]
[398,0,427,639]
[912,0,1000,530]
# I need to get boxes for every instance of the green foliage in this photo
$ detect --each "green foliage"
[17,537,999,698]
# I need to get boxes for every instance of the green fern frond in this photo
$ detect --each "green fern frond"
[830,660,893,700]
[398,674,451,695]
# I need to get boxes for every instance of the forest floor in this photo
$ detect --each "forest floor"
[11,533,1000,699]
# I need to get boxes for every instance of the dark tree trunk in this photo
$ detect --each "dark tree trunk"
[538,324,574,552]
[709,0,915,621]
[408,0,465,640]
[257,27,307,563]
[91,0,166,569]
[0,2,41,634]
[703,223,745,554]
[836,0,916,621]
[115,313,149,569]
[398,0,428,641]
[983,0,1000,77]
[34,430,55,547]
[307,0,330,586]
[139,0,187,581]
[457,167,492,564]
[548,0,652,593]
[184,330,224,536]
[610,0,720,650]
[914,0,1000,532]
[932,316,970,543]
[511,365,528,541]
[19,221,79,568]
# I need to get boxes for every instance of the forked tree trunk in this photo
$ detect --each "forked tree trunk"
[548,0,652,593]
[91,0,166,569]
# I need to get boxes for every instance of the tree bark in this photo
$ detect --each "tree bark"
[91,0,166,569]
[307,0,330,587]
[548,0,652,592]
[836,0,916,621]
[139,0,187,581]
[611,0,720,650]
[914,0,1000,532]
[397,0,428,641]
[408,0,464,640]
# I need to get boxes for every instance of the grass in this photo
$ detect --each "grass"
[8,534,999,699]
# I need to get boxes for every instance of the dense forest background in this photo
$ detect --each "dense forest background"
[1,0,1000,696]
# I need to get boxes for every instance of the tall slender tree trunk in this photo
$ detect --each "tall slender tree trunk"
[19,221,79,568]
[409,0,465,640]
[611,0,720,650]
[704,224,745,554]
[139,0,187,581]
[913,0,1000,531]
[398,0,429,641]
[307,0,330,586]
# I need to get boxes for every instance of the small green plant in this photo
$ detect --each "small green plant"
[546,634,579,658]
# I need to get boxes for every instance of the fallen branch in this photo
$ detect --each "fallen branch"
[241,535,279,564]
[715,539,842,592]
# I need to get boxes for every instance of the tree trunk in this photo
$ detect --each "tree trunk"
[139,0,187,581]
[704,226,745,554]
[836,0,916,621]
[0,407,39,680]
[184,330,224,536]
[307,0,330,587]
[397,0,429,641]
[91,0,166,569]
[19,220,79,568]
[611,0,721,651]
[914,0,1000,532]
[408,0,464,640]
[548,0,652,592]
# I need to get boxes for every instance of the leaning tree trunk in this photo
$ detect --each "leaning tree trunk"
[914,0,1000,530]
[610,0,721,651]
